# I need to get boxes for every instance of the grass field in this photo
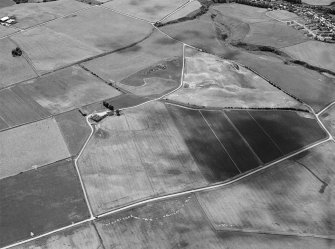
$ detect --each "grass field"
[45,6,153,52]
[0,0,15,8]
[0,24,17,37]
[17,65,121,114]
[55,109,91,156]
[0,118,70,179]
[0,88,50,130]
[13,222,101,249]
[244,21,308,48]
[161,0,202,23]
[0,0,88,29]
[197,151,334,236]
[103,0,188,22]
[0,38,37,88]
[12,26,101,73]
[302,0,334,5]
[320,104,335,137]
[78,101,207,215]
[118,57,182,98]
[231,51,335,112]
[266,10,300,21]
[81,29,183,83]
[0,159,89,248]
[167,47,302,109]
[284,41,335,72]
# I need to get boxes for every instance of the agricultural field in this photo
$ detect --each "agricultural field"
[0,0,88,29]
[283,41,335,72]
[102,0,188,22]
[0,24,17,37]
[0,117,70,179]
[167,47,303,109]
[320,104,335,137]
[44,6,153,52]
[16,65,121,114]
[81,29,183,83]
[266,10,300,21]
[13,222,101,249]
[0,159,89,247]
[118,57,182,98]
[55,109,92,156]
[0,87,50,130]
[0,0,15,8]
[302,0,334,5]
[12,26,101,73]
[78,101,207,215]
[0,38,37,88]
[160,0,202,24]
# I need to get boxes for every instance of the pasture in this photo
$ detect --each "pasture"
[284,41,335,72]
[0,159,89,247]
[167,47,302,109]
[17,65,121,114]
[78,101,206,215]
[102,0,188,22]
[0,118,70,179]
[81,29,183,83]
[320,104,335,137]
[0,38,37,88]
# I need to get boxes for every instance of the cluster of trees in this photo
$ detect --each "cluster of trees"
[12,47,22,57]
[283,0,302,3]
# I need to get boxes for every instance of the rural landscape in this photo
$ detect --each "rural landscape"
[0,0,335,248]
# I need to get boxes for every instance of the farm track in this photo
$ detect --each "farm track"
[2,3,335,248]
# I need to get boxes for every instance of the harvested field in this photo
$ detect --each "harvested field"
[55,109,91,156]
[0,118,70,179]
[167,47,302,109]
[0,159,89,248]
[118,57,182,98]
[283,41,335,72]
[249,110,327,154]
[45,7,153,52]
[12,26,101,73]
[0,38,37,88]
[78,101,206,215]
[320,104,335,137]
[197,156,334,236]
[266,10,299,21]
[244,21,308,48]
[231,51,335,112]
[13,222,101,249]
[103,0,188,22]
[161,0,202,24]
[95,194,222,249]
[0,87,50,130]
[201,110,261,172]
[167,105,240,181]
[213,3,271,24]
[81,29,183,83]
[17,65,121,114]
[0,0,88,29]
[302,0,334,5]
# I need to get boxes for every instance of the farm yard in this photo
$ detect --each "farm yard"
[0,0,335,248]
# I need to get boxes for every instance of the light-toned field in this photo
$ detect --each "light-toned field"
[161,0,202,23]
[18,65,121,114]
[13,223,101,249]
[45,6,153,52]
[244,21,308,48]
[78,101,206,215]
[266,10,300,21]
[82,29,183,82]
[167,47,302,109]
[0,38,37,88]
[0,0,88,29]
[302,0,334,5]
[0,0,15,8]
[12,26,101,73]
[197,154,334,236]
[0,25,17,38]
[213,3,272,24]
[284,41,335,72]
[103,0,188,22]
[0,118,70,179]
[320,104,335,137]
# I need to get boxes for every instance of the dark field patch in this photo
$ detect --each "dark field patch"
[0,88,50,130]
[225,110,283,163]
[201,110,261,172]
[250,111,327,154]
[0,159,89,247]
[55,110,91,156]
[0,0,15,8]
[167,104,240,182]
